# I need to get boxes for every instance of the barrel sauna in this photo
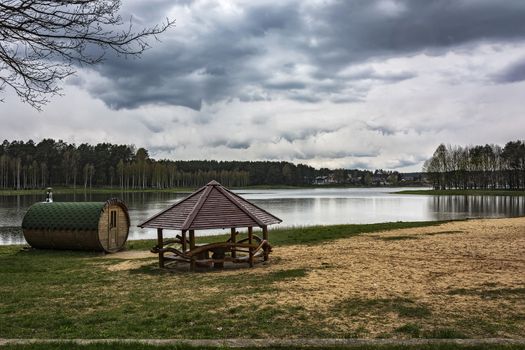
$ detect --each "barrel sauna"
[22,198,130,253]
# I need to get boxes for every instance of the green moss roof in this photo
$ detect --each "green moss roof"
[22,202,105,231]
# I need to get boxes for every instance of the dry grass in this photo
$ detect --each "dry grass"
[100,217,525,337]
[220,217,525,338]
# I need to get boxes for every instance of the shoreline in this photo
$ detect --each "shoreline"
[3,187,525,198]
[0,185,429,197]
[1,220,450,248]
[4,216,525,247]
[396,189,525,196]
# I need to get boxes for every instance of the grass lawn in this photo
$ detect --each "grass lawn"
[396,189,525,196]
[0,219,523,341]
[2,343,525,350]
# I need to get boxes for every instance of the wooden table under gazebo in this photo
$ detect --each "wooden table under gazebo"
[138,180,282,271]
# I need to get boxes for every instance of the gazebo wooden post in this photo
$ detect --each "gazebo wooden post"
[248,226,254,267]
[181,230,187,252]
[157,228,164,268]
[189,229,196,271]
[262,225,269,261]
[230,228,236,258]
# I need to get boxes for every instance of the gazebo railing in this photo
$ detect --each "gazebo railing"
[151,236,271,270]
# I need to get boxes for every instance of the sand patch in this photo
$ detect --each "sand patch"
[103,250,156,271]
[107,260,151,271]
[103,250,155,260]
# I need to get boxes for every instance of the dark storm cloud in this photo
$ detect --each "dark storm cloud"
[207,138,251,150]
[346,161,371,170]
[285,148,379,161]
[366,124,398,136]
[82,41,262,110]
[140,118,164,133]
[79,0,525,110]
[387,156,429,169]
[265,81,307,90]
[288,94,322,104]
[149,144,181,154]
[493,58,525,83]
[330,96,364,104]
[250,114,269,125]
[342,68,416,82]
[194,112,215,125]
[309,0,525,68]
[279,126,343,143]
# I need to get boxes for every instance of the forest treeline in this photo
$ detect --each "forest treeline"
[424,140,525,190]
[0,139,385,190]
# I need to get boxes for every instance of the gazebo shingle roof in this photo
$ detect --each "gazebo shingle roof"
[138,180,282,230]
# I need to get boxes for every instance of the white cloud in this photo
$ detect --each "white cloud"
[1,1,525,172]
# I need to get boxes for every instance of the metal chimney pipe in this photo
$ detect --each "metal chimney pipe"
[45,187,53,203]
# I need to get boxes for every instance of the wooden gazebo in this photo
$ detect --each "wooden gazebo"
[138,180,282,270]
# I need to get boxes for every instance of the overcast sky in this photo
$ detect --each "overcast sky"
[2,0,525,171]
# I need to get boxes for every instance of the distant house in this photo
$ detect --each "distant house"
[348,174,363,185]
[372,175,387,186]
[313,175,339,185]
[400,172,422,183]
[313,176,329,185]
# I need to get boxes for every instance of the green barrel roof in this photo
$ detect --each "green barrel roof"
[22,202,106,231]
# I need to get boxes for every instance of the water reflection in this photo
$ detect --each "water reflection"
[429,195,525,220]
[1,188,524,245]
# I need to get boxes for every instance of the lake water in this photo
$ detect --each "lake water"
[1,187,524,245]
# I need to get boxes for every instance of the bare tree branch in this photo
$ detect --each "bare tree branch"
[0,0,175,110]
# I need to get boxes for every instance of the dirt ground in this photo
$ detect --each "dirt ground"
[108,217,525,337]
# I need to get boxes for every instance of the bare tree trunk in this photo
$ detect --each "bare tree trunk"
[16,158,21,190]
